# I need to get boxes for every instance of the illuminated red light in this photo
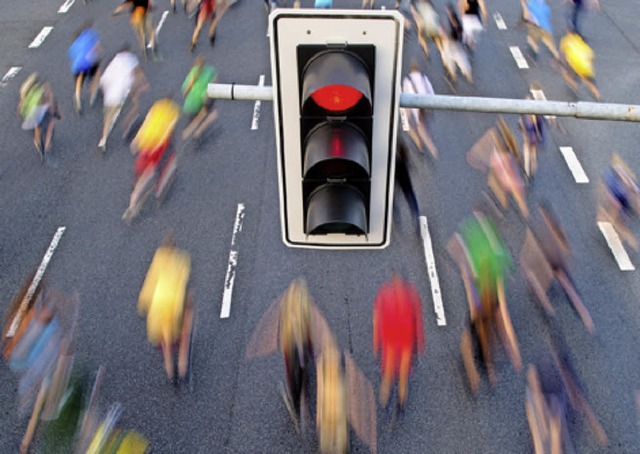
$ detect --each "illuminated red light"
[311,84,363,112]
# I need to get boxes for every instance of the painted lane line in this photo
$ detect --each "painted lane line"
[530,88,556,121]
[58,0,76,13]
[510,46,529,69]
[7,226,66,337]
[558,146,589,183]
[29,27,54,49]
[420,216,446,326]
[494,12,507,30]
[148,11,169,48]
[251,75,265,130]
[1,67,22,87]
[220,203,245,318]
[229,202,245,247]
[400,108,410,131]
[598,222,635,271]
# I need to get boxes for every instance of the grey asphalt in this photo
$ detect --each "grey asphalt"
[1,0,639,453]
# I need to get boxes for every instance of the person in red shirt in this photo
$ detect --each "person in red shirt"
[373,273,426,410]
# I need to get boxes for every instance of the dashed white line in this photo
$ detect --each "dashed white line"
[400,108,410,131]
[7,226,66,337]
[420,216,446,326]
[558,146,589,183]
[494,12,507,30]
[251,75,265,130]
[148,10,169,48]
[598,221,635,271]
[1,66,22,87]
[29,27,54,49]
[510,46,529,69]
[58,0,76,13]
[220,203,245,319]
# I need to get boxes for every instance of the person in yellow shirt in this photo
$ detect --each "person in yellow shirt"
[138,235,193,383]
[559,31,600,101]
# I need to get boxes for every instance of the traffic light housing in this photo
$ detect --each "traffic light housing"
[270,9,404,249]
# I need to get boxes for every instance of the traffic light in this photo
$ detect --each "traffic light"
[270,9,404,249]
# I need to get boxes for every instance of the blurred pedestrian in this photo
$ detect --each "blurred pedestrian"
[597,154,640,251]
[454,212,521,392]
[564,0,599,36]
[401,61,439,158]
[522,0,560,60]
[559,30,600,101]
[190,0,230,51]
[278,278,313,433]
[124,98,180,221]
[181,56,219,140]
[68,19,102,114]
[410,0,443,60]
[113,0,158,59]
[525,329,607,453]
[395,136,421,234]
[137,235,193,383]
[459,0,487,51]
[317,338,348,453]
[373,273,425,411]
[520,203,594,333]
[98,43,149,152]
[442,3,473,84]
[17,73,61,160]
[518,103,544,182]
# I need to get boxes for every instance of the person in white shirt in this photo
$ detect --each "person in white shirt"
[401,61,439,158]
[98,44,149,152]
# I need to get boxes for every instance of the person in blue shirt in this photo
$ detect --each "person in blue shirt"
[522,0,559,60]
[68,20,102,113]
[315,0,332,8]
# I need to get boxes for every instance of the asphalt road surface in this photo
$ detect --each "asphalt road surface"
[1,0,639,452]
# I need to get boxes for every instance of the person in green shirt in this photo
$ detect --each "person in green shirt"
[181,56,219,141]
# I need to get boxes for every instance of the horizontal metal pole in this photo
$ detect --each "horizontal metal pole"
[207,83,273,101]
[207,83,640,122]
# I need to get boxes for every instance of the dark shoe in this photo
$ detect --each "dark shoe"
[189,41,196,53]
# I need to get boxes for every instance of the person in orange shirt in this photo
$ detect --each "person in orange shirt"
[373,273,425,411]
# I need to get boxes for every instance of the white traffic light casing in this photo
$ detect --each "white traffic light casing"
[270,9,404,249]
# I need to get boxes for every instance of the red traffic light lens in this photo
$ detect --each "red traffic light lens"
[310,84,364,112]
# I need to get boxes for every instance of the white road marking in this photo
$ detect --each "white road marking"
[148,11,169,48]
[558,146,589,183]
[598,222,635,271]
[251,75,265,130]
[1,66,22,87]
[7,226,66,337]
[420,216,446,326]
[29,27,54,49]
[400,108,410,131]
[220,203,245,318]
[494,12,507,30]
[530,88,556,121]
[58,0,76,13]
[510,46,529,69]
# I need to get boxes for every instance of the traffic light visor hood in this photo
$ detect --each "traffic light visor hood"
[303,122,370,180]
[301,50,372,114]
[306,184,368,235]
